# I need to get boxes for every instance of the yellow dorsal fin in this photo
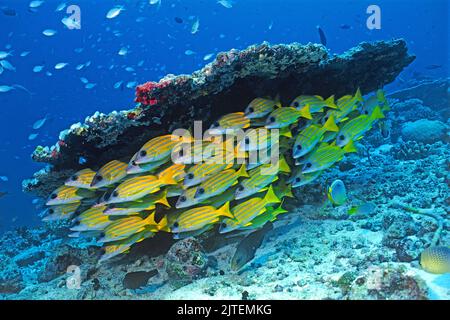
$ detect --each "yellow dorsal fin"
[355,88,363,102]
[263,185,281,205]
[299,105,312,120]
[323,114,339,132]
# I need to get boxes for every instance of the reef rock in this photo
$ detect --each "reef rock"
[163,238,208,286]
[347,265,428,300]
[23,39,415,198]
[401,119,447,144]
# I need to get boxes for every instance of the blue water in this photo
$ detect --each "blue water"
[0,0,448,232]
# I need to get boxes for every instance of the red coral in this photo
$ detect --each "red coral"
[135,80,171,106]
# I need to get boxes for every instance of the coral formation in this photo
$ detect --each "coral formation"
[401,119,447,144]
[23,39,415,198]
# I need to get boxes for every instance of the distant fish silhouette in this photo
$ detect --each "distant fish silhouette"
[317,26,327,46]
[0,6,17,16]
[425,64,442,70]
[174,17,183,24]
[0,191,8,199]
[339,24,351,30]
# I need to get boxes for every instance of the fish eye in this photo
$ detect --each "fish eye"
[71,175,78,181]
[179,196,186,202]
[74,221,81,226]
[268,116,275,123]
[293,101,299,107]
[179,149,184,157]
[99,232,105,238]
[296,145,302,150]
[50,193,57,199]
[339,135,345,140]
[248,107,254,113]
[198,188,205,195]
[212,121,219,128]
[109,204,116,209]
[173,222,179,228]
[48,208,54,214]
[131,160,137,166]
[295,177,301,183]
[186,173,194,180]
[305,163,312,168]
[112,191,118,197]
[364,110,369,115]
[140,150,147,157]
[95,175,103,181]
[221,222,227,228]
[244,137,250,145]
[237,185,244,191]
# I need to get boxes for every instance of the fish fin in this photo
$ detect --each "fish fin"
[156,215,169,231]
[355,88,363,102]
[158,167,179,185]
[155,189,171,208]
[278,155,291,173]
[347,206,358,215]
[280,126,292,138]
[299,105,312,120]
[263,185,281,205]
[329,141,337,146]
[271,203,288,218]
[236,164,249,178]
[274,93,282,108]
[370,106,385,121]
[325,95,338,109]
[343,140,357,153]
[284,184,294,198]
[217,202,234,219]
[323,114,339,132]
[143,211,158,225]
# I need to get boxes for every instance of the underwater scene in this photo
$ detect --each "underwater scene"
[0,0,449,301]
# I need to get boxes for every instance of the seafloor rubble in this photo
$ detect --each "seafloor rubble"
[23,39,415,198]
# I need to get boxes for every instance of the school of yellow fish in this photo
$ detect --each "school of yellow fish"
[42,89,389,262]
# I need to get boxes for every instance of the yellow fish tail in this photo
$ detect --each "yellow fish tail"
[370,106,385,121]
[343,140,357,153]
[280,126,292,138]
[299,105,312,119]
[155,189,171,208]
[217,201,234,219]
[323,114,339,132]
[278,155,291,174]
[263,185,280,205]
[325,95,338,109]
[236,164,249,178]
